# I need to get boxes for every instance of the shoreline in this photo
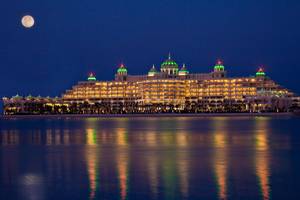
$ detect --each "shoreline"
[0,112,296,119]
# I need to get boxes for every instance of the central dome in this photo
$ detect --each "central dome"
[160,54,179,75]
[161,54,178,69]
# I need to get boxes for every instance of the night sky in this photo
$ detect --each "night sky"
[1,0,300,98]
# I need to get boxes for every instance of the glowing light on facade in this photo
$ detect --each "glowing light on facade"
[3,55,297,115]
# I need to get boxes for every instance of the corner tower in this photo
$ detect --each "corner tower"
[115,63,128,81]
[148,65,158,77]
[178,64,189,76]
[87,72,97,81]
[255,67,266,81]
[256,67,266,77]
[212,59,226,78]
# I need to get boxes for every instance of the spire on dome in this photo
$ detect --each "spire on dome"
[217,59,223,66]
[148,64,158,76]
[161,54,178,68]
[160,54,179,75]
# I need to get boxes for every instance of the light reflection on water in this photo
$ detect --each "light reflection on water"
[255,118,270,200]
[212,118,228,200]
[0,116,299,200]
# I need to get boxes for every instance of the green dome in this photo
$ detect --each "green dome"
[214,65,224,70]
[256,68,265,77]
[214,60,225,71]
[149,65,157,72]
[117,68,127,73]
[87,72,96,81]
[161,54,178,69]
[178,64,189,75]
[148,65,158,76]
[117,64,127,73]
[12,94,22,99]
[161,60,178,68]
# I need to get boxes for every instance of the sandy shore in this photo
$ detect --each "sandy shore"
[0,112,296,119]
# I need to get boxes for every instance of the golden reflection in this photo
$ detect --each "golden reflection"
[255,118,271,200]
[87,129,97,145]
[145,131,158,147]
[55,129,61,145]
[32,130,41,145]
[176,131,188,147]
[86,146,98,199]
[46,129,73,145]
[46,129,52,145]
[161,122,190,199]
[116,127,129,200]
[63,129,70,145]
[117,154,129,200]
[177,130,189,198]
[1,130,19,145]
[116,128,128,146]
[85,119,99,199]
[177,152,189,198]
[147,152,159,197]
[162,154,177,199]
[213,118,228,200]
[161,132,174,146]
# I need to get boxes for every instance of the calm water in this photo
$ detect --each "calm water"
[0,116,300,200]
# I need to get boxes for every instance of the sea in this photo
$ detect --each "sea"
[0,115,300,200]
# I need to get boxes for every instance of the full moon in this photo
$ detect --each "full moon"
[21,15,35,28]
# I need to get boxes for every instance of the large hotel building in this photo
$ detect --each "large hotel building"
[3,55,300,114]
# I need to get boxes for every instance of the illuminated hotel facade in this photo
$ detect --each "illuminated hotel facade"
[3,55,300,114]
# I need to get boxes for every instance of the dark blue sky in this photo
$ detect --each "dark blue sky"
[1,0,300,97]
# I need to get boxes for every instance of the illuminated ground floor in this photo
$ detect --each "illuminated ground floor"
[3,96,299,115]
